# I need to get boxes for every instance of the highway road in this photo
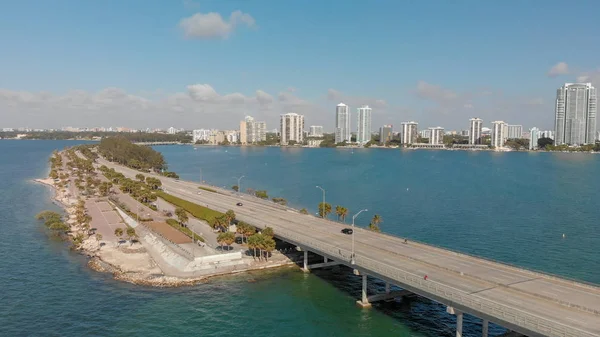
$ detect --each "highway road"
[97,157,600,337]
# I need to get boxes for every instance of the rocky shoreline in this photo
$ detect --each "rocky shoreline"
[34,177,297,287]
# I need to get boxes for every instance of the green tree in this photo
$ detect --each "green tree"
[126,227,137,245]
[217,231,236,251]
[299,208,309,215]
[538,137,553,149]
[232,185,239,192]
[175,207,189,226]
[225,210,236,227]
[255,190,269,199]
[262,227,274,238]
[236,222,249,243]
[244,224,256,243]
[247,233,262,259]
[368,214,382,232]
[339,207,348,223]
[272,197,287,205]
[261,235,276,261]
[318,202,332,218]
[114,227,124,244]
[335,206,344,221]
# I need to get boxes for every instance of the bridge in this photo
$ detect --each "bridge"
[133,141,181,146]
[97,157,600,337]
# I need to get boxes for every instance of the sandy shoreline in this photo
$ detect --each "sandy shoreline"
[34,177,297,287]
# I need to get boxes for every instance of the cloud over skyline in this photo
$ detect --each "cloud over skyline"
[179,10,256,39]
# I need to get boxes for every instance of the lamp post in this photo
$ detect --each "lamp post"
[200,168,203,184]
[235,175,245,195]
[316,186,325,218]
[351,209,368,264]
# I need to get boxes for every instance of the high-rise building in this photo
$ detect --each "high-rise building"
[429,127,444,145]
[507,125,523,139]
[554,83,597,145]
[239,116,266,145]
[469,118,483,144]
[401,121,418,145]
[167,127,176,135]
[460,130,469,137]
[192,129,211,143]
[379,125,393,145]
[529,127,540,150]
[335,103,351,144]
[491,121,506,148]
[280,113,305,145]
[540,130,554,139]
[356,105,372,144]
[309,125,323,137]
[419,129,431,139]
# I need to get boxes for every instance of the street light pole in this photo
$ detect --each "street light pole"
[316,186,325,218]
[200,168,203,184]
[235,175,245,195]
[351,209,368,265]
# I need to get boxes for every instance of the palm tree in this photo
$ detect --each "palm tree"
[225,210,236,227]
[340,207,348,223]
[217,232,236,251]
[175,207,188,226]
[261,227,274,238]
[262,235,276,261]
[236,222,248,243]
[95,233,103,248]
[114,228,124,245]
[126,227,137,245]
[135,173,145,182]
[335,206,343,221]
[318,202,332,218]
[368,214,382,232]
[247,234,260,259]
[244,225,256,243]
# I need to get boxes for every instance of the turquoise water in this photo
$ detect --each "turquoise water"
[0,141,598,337]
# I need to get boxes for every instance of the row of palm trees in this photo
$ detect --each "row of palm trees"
[114,227,138,246]
[317,202,383,232]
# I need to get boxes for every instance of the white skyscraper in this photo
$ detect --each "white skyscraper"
[429,127,444,145]
[167,127,176,135]
[507,125,523,139]
[280,113,305,145]
[554,83,597,145]
[335,103,351,144]
[356,105,372,144]
[529,127,540,150]
[491,121,506,148]
[469,118,483,144]
[192,129,211,143]
[309,125,323,137]
[240,116,266,145]
[401,122,418,145]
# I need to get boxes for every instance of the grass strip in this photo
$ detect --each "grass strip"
[198,186,217,193]
[156,191,224,227]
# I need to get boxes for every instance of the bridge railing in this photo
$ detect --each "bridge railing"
[273,226,596,337]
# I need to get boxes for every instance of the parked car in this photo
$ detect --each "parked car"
[236,202,243,206]
[341,228,353,235]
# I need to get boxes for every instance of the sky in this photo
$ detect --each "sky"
[1,0,600,131]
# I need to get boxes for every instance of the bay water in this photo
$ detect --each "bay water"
[1,141,598,336]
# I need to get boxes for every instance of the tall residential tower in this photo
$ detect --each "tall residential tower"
[469,118,483,144]
[401,122,418,145]
[491,121,506,148]
[335,103,351,144]
[554,83,597,145]
[356,105,372,144]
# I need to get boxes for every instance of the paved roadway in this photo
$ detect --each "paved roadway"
[97,158,600,337]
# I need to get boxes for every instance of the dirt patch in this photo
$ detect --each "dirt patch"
[145,221,192,244]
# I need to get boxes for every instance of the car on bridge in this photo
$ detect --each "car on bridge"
[236,202,243,206]
[341,228,353,235]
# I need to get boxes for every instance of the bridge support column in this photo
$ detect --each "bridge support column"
[355,274,372,308]
[482,319,488,337]
[302,250,309,272]
[324,256,327,263]
[385,282,390,294]
[456,311,463,337]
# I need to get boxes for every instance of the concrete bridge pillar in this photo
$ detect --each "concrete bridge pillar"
[323,256,327,263]
[447,306,463,337]
[302,250,309,272]
[385,282,390,294]
[482,319,488,337]
[356,273,372,308]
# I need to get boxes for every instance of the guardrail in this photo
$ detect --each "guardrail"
[272,226,597,337]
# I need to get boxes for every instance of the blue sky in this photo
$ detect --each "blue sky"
[1,0,599,130]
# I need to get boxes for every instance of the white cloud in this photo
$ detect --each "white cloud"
[547,62,570,77]
[179,10,255,39]
[576,69,600,87]
[415,81,459,103]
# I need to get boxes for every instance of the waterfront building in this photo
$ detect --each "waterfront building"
[540,130,554,139]
[168,127,176,135]
[307,139,323,147]
[491,121,507,148]
[402,122,418,145]
[469,118,483,144]
[554,83,597,145]
[530,127,540,150]
[280,113,305,145]
[356,105,372,144]
[507,125,523,139]
[239,116,266,145]
[224,130,239,143]
[335,103,351,144]
[429,127,444,145]
[419,129,431,139]
[309,125,323,137]
[192,129,211,143]
[379,125,393,145]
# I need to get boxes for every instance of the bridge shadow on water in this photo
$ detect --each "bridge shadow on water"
[293,250,509,337]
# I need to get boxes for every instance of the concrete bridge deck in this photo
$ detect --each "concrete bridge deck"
[98,158,600,337]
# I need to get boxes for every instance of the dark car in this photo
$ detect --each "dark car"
[236,202,243,206]
[341,228,353,235]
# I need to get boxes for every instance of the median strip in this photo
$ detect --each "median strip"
[156,191,225,227]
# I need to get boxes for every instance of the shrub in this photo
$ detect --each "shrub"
[198,186,217,193]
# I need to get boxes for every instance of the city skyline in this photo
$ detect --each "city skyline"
[1,2,600,131]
